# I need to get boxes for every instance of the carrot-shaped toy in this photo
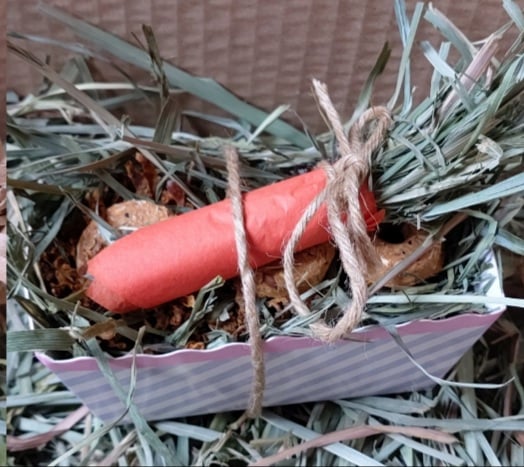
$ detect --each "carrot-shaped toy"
[85,168,384,313]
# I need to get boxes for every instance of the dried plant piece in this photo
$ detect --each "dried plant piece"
[124,152,160,197]
[186,341,205,350]
[147,308,172,332]
[169,304,187,328]
[180,294,195,308]
[160,179,186,207]
[81,319,123,341]
[135,152,160,193]
[367,223,444,287]
[39,240,85,298]
[76,200,171,274]
[105,338,128,351]
[53,256,81,293]
[254,242,336,307]
[211,300,246,336]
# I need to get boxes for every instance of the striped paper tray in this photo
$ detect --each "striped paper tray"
[36,253,505,423]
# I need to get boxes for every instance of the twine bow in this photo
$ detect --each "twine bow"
[225,79,391,419]
[282,79,391,343]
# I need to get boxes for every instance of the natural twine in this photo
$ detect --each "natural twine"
[283,79,391,343]
[225,79,391,419]
[225,145,265,418]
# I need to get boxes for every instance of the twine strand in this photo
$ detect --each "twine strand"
[225,145,265,418]
[283,79,391,343]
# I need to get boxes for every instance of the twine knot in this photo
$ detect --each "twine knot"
[283,79,391,343]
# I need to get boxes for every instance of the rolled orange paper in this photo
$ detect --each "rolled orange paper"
[86,168,384,312]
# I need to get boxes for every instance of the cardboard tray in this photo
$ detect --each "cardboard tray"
[36,253,505,424]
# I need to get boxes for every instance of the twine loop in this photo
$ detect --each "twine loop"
[282,79,391,343]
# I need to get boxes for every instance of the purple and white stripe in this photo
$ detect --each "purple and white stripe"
[37,309,503,423]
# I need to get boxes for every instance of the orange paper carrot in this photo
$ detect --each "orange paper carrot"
[86,168,384,312]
